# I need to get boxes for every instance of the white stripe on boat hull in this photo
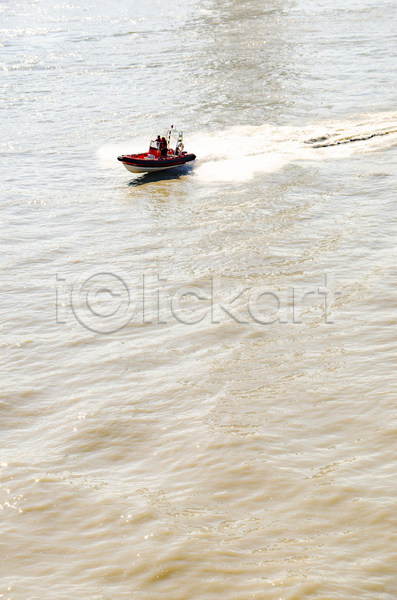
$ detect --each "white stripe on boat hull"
[122,162,184,174]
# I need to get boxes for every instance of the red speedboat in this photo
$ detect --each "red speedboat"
[118,126,196,174]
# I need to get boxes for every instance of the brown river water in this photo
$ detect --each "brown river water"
[1,0,397,598]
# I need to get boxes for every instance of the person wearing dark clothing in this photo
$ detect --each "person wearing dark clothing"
[160,136,167,158]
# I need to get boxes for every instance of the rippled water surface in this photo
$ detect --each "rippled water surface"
[1,0,397,598]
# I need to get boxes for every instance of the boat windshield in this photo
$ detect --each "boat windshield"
[148,129,184,153]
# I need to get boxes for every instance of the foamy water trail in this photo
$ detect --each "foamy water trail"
[97,112,397,182]
[190,112,397,182]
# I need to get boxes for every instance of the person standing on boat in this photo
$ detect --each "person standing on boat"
[160,136,167,158]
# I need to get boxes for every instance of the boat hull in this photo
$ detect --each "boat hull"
[118,153,196,174]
